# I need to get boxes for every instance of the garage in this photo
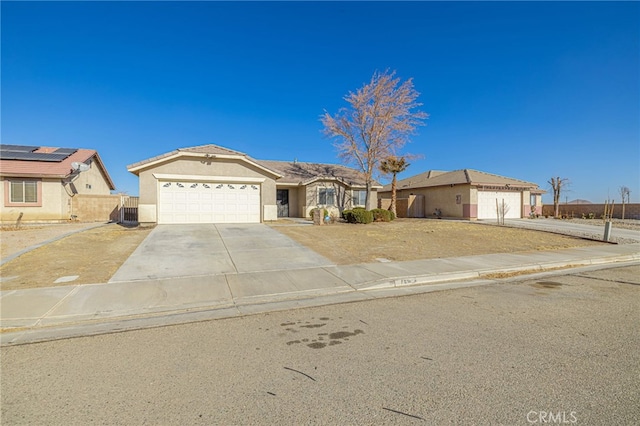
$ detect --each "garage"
[158,181,260,224]
[477,191,522,219]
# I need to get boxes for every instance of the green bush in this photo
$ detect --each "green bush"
[371,208,393,222]
[350,208,373,224]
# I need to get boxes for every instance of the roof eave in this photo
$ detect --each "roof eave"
[127,152,283,179]
[91,152,116,190]
[0,171,69,179]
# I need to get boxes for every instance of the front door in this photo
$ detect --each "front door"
[276,189,289,217]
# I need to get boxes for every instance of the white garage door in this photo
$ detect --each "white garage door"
[158,181,260,224]
[477,191,522,219]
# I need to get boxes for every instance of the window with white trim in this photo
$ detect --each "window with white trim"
[352,190,367,206]
[318,188,335,205]
[10,180,38,203]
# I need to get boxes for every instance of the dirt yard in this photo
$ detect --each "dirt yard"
[1,222,105,259]
[1,224,152,291]
[272,219,604,265]
[1,219,604,291]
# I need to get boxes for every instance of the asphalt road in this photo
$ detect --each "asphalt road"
[2,265,638,425]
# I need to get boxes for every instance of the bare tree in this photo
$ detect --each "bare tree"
[321,70,428,209]
[496,199,510,225]
[379,156,409,217]
[619,186,631,219]
[548,177,569,218]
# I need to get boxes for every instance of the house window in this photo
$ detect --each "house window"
[318,188,335,205]
[352,190,367,206]
[10,180,38,203]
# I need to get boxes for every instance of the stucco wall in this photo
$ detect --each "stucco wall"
[72,194,121,222]
[70,160,113,195]
[135,156,278,223]
[1,178,67,223]
[389,185,472,218]
[301,181,374,218]
[1,160,114,223]
[380,185,538,219]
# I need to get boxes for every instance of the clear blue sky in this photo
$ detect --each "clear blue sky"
[3,1,639,203]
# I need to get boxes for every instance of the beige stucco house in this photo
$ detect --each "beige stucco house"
[127,144,380,224]
[0,144,116,223]
[378,169,544,220]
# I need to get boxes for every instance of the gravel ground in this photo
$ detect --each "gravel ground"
[565,218,640,230]
[1,265,638,425]
[486,219,640,245]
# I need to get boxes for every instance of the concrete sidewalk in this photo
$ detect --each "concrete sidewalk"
[2,242,638,345]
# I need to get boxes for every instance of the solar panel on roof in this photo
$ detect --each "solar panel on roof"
[0,145,77,162]
[0,152,70,162]
[0,144,39,152]
[54,148,77,155]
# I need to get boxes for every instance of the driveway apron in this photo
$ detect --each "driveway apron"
[109,224,333,282]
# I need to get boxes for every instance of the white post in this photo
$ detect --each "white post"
[603,221,612,242]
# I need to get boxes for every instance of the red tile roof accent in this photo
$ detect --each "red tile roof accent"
[0,147,116,190]
[33,147,57,154]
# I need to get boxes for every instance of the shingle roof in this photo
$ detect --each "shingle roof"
[382,169,540,192]
[257,160,380,187]
[0,145,115,190]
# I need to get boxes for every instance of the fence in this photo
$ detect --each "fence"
[378,195,425,218]
[72,194,121,222]
[541,203,640,220]
[120,196,139,224]
[71,194,138,223]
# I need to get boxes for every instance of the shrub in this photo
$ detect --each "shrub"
[371,208,393,222]
[350,208,373,224]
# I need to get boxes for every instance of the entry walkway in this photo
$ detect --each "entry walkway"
[2,242,638,345]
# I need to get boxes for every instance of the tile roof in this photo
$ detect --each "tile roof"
[127,144,250,170]
[382,169,540,192]
[128,144,379,187]
[0,145,115,189]
[257,160,379,187]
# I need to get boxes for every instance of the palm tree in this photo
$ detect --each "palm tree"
[380,156,409,217]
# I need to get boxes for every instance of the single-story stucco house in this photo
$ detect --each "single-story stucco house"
[378,169,544,220]
[127,144,381,224]
[0,144,116,223]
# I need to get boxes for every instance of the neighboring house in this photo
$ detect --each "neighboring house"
[0,144,116,223]
[127,144,380,224]
[378,169,544,220]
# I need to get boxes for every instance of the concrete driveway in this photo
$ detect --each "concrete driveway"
[109,224,334,282]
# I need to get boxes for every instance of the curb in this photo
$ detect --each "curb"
[2,254,638,346]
